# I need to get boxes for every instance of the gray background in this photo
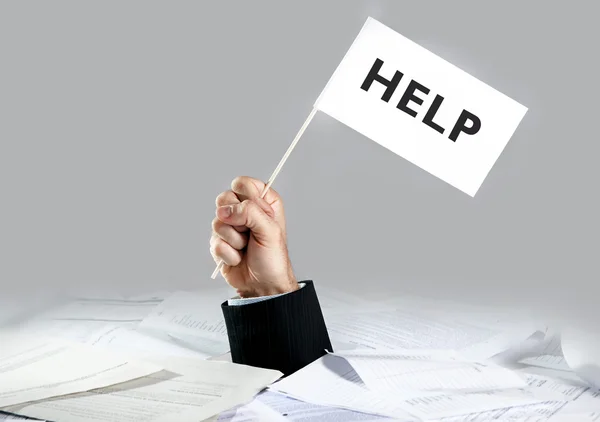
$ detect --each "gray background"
[1,1,598,324]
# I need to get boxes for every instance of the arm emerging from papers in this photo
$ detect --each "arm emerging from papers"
[210,176,332,376]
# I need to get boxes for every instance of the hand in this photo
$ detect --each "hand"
[210,176,298,298]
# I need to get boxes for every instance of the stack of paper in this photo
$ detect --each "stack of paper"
[0,332,161,408]
[0,287,285,422]
[5,358,282,422]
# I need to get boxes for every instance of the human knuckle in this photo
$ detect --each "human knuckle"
[231,176,247,191]
[215,191,233,206]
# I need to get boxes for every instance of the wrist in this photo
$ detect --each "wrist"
[239,272,299,298]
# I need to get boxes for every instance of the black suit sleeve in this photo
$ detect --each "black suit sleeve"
[221,280,332,376]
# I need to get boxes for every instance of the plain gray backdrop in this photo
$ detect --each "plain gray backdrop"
[1,1,598,325]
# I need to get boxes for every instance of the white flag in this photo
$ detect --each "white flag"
[316,17,528,196]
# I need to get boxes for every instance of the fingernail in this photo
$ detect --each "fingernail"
[217,205,232,218]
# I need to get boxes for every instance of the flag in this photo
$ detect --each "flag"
[315,17,528,197]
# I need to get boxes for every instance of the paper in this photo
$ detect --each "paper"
[560,327,600,389]
[0,332,161,407]
[438,373,600,421]
[520,334,570,371]
[325,308,537,360]
[15,318,213,360]
[437,401,569,421]
[8,358,282,422]
[38,297,162,323]
[83,325,218,360]
[139,289,231,357]
[316,17,527,196]
[0,413,43,421]
[269,354,416,420]
[219,391,396,422]
[399,390,547,420]
[271,354,544,420]
[334,349,527,396]
[14,319,118,344]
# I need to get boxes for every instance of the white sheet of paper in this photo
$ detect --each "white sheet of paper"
[436,400,569,422]
[8,358,282,422]
[38,297,162,323]
[333,349,527,396]
[520,334,570,371]
[139,289,231,357]
[219,391,396,422]
[217,399,283,422]
[0,413,44,421]
[316,17,527,196]
[438,373,600,421]
[0,332,161,407]
[398,390,546,420]
[13,319,118,344]
[325,308,537,360]
[269,354,416,420]
[83,325,217,360]
[270,355,543,420]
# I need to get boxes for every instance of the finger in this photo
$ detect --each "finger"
[215,190,246,233]
[211,218,248,250]
[231,176,281,205]
[216,190,241,207]
[216,199,278,243]
[210,237,242,267]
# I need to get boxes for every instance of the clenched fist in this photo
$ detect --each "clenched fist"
[210,176,299,298]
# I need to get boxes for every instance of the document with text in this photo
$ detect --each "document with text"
[0,332,161,407]
[325,308,538,360]
[520,334,570,371]
[139,289,231,357]
[269,354,416,420]
[7,358,282,422]
[333,349,527,396]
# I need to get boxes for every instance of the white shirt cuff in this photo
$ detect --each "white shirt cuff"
[227,283,305,306]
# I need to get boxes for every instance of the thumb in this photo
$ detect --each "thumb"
[216,199,278,244]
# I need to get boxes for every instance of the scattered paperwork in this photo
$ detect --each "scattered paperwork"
[4,285,600,422]
[0,332,161,408]
[7,358,282,422]
[270,353,547,420]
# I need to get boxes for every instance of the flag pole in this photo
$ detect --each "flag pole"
[211,107,319,280]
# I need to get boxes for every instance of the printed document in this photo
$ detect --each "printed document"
[0,332,160,407]
[139,289,231,357]
[7,358,282,422]
[38,297,162,323]
[0,413,43,421]
[438,373,600,421]
[333,349,527,395]
[270,354,545,420]
[269,354,416,420]
[520,334,570,371]
[325,308,538,360]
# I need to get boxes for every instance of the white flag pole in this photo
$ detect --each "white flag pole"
[211,107,319,280]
